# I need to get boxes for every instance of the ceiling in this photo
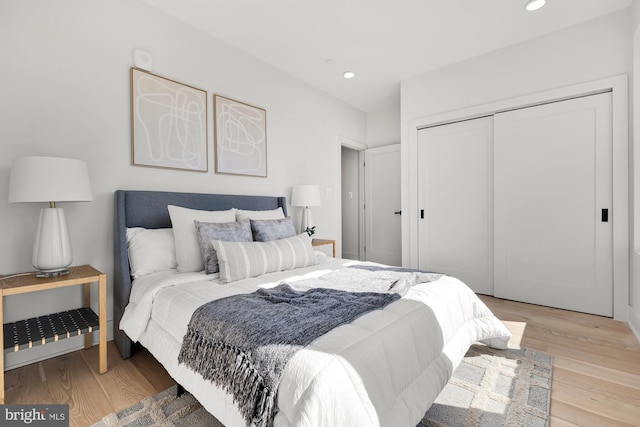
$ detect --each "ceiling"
[142,0,632,113]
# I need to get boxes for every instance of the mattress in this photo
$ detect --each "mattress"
[119,254,511,427]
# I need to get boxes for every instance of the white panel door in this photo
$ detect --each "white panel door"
[365,144,401,266]
[417,117,494,295]
[494,92,613,316]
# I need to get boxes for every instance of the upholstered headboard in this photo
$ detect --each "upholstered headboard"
[113,190,288,359]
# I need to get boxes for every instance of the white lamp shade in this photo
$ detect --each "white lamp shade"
[9,156,93,203]
[291,185,321,207]
[8,156,92,274]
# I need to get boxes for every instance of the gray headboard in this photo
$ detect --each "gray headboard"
[113,190,288,359]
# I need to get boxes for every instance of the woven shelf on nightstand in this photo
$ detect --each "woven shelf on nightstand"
[3,307,99,353]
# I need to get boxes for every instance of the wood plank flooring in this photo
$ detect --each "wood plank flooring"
[479,296,640,426]
[4,296,640,426]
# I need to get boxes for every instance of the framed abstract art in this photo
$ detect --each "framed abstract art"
[130,68,208,172]
[214,95,267,177]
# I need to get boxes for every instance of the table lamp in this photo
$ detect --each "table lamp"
[8,156,93,277]
[291,185,321,235]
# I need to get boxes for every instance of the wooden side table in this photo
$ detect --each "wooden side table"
[312,238,336,257]
[0,265,107,403]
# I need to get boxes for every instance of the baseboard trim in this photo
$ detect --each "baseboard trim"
[629,306,640,344]
[342,251,360,260]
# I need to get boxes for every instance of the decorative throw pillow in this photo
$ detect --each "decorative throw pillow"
[195,219,253,274]
[126,227,177,278]
[213,233,318,283]
[250,217,296,242]
[235,207,285,221]
[167,205,236,272]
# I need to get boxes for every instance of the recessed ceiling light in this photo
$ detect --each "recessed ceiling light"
[524,0,546,12]
[343,71,355,79]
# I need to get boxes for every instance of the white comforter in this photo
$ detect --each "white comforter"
[120,255,511,427]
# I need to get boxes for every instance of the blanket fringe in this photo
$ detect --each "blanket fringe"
[178,330,276,427]
[177,283,402,427]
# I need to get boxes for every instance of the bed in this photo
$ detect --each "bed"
[113,190,511,427]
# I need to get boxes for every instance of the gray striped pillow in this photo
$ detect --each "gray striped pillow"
[212,233,318,283]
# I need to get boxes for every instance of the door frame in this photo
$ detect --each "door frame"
[405,74,628,320]
[336,135,367,260]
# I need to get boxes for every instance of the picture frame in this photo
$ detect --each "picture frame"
[130,68,208,172]
[214,94,267,177]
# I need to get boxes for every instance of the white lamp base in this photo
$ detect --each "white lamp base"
[300,207,314,234]
[33,207,73,275]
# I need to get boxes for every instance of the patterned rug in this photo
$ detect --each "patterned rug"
[92,344,552,427]
[420,345,552,427]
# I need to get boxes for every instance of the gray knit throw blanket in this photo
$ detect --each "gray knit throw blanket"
[178,283,401,427]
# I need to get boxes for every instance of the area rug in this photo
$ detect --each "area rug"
[92,344,552,427]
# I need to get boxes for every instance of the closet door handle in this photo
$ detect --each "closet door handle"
[420,209,424,219]
[394,210,402,215]
[602,209,609,222]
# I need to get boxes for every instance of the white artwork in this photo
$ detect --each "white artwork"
[214,95,267,177]
[131,68,207,172]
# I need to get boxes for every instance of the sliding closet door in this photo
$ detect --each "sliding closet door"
[417,117,494,295]
[494,92,613,316]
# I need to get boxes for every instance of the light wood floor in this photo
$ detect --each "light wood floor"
[4,296,640,426]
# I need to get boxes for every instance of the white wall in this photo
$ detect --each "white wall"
[0,0,366,369]
[366,93,401,148]
[402,10,631,125]
[401,10,632,316]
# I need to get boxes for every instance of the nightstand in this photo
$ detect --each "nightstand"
[312,238,336,257]
[0,265,107,404]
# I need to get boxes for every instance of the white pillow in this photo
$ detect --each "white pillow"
[213,233,318,283]
[126,227,177,278]
[235,207,285,221]
[167,205,236,272]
